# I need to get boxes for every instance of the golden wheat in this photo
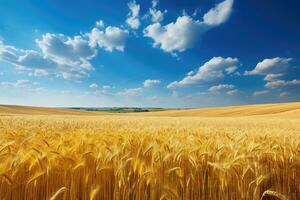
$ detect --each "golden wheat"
[0,109,299,199]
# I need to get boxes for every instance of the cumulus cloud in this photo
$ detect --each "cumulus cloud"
[1,18,131,80]
[245,57,292,76]
[0,39,92,79]
[126,1,140,29]
[208,84,235,93]
[149,0,167,23]
[167,57,239,89]
[144,0,234,53]
[143,79,161,87]
[225,65,238,74]
[36,33,97,70]
[0,43,49,70]
[118,87,143,96]
[265,79,300,89]
[144,16,207,53]
[89,83,98,89]
[203,0,234,26]
[149,8,166,23]
[246,57,299,91]
[88,27,129,52]
[253,90,269,96]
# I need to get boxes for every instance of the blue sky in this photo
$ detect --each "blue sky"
[0,0,299,107]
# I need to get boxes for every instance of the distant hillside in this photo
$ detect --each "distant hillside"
[133,102,300,118]
[0,102,300,117]
[0,105,106,115]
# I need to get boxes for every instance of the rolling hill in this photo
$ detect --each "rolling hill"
[0,102,300,117]
[0,105,106,116]
[132,102,300,118]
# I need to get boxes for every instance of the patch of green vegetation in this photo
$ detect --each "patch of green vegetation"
[69,107,168,113]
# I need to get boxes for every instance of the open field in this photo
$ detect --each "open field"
[132,102,300,118]
[0,103,300,199]
[0,105,110,116]
[1,102,300,117]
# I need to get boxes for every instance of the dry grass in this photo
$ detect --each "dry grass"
[0,103,300,199]
[132,102,300,118]
[0,105,108,116]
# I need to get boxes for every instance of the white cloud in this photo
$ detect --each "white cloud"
[253,90,269,96]
[246,57,299,91]
[1,19,131,80]
[167,57,239,89]
[36,33,97,70]
[152,0,159,8]
[143,79,161,87]
[30,69,49,77]
[0,39,90,79]
[265,79,300,89]
[144,0,233,53]
[1,80,38,89]
[96,20,104,28]
[149,0,167,23]
[126,1,140,29]
[227,89,239,95]
[225,65,238,74]
[187,70,195,76]
[203,0,234,26]
[264,73,284,81]
[118,87,143,96]
[60,70,88,80]
[150,8,166,23]
[245,57,292,76]
[208,84,235,93]
[192,8,200,18]
[88,27,129,52]
[89,83,98,89]
[144,16,207,53]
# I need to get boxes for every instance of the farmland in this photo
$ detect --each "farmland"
[0,102,299,199]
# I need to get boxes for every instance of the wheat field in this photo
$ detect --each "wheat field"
[0,103,300,200]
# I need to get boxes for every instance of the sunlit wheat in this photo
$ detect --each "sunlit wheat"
[0,107,299,199]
